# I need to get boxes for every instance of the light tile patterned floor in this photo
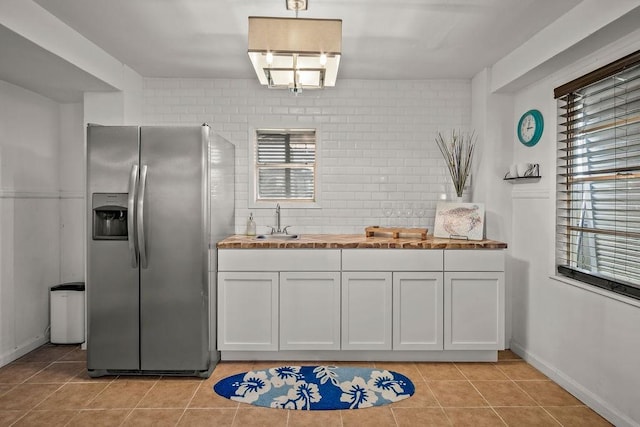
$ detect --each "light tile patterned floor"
[0,345,612,426]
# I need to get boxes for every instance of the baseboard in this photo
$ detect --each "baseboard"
[221,349,498,362]
[510,340,639,427]
[0,335,48,368]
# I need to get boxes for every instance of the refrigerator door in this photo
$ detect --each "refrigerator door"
[209,133,236,244]
[209,133,236,361]
[138,126,210,371]
[87,125,140,371]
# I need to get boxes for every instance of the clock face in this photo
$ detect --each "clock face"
[517,109,544,147]
[520,114,536,142]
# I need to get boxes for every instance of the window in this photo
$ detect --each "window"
[254,129,316,201]
[555,50,640,300]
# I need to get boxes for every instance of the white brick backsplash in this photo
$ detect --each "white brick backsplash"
[143,78,471,234]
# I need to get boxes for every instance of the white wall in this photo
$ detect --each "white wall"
[472,69,516,344]
[0,80,62,365]
[59,102,85,283]
[142,78,476,235]
[499,29,640,427]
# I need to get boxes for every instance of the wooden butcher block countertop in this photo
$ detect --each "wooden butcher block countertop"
[216,234,507,249]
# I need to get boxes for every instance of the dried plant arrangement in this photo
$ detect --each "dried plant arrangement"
[435,130,476,198]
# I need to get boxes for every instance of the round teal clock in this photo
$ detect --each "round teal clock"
[517,109,544,147]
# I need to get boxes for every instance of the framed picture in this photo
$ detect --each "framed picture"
[434,202,485,241]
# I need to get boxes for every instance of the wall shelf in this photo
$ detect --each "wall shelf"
[503,176,541,183]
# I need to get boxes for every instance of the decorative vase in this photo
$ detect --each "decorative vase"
[435,130,476,203]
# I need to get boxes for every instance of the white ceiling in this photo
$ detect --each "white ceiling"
[0,24,116,102]
[31,0,582,81]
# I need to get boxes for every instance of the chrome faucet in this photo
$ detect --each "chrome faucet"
[271,203,290,234]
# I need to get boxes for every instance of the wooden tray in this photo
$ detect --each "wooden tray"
[365,226,428,240]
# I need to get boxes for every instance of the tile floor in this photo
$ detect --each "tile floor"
[0,345,612,426]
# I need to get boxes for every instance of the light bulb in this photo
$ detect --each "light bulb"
[319,53,327,66]
[266,52,273,65]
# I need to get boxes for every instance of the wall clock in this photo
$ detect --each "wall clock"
[517,109,544,147]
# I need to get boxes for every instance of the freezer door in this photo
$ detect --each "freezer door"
[139,126,210,371]
[86,125,140,371]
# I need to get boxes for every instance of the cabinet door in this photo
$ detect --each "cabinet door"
[341,272,392,350]
[393,272,443,350]
[217,272,278,351]
[444,272,505,350]
[280,272,341,350]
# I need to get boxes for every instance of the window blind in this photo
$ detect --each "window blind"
[256,129,316,200]
[555,52,640,300]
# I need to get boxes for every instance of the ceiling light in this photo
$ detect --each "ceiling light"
[286,0,307,11]
[247,2,342,93]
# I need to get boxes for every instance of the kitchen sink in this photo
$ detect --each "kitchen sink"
[255,234,301,240]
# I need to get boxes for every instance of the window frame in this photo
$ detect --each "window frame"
[248,125,321,209]
[554,50,640,301]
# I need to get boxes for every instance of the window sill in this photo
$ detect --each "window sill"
[248,200,322,210]
[550,274,640,309]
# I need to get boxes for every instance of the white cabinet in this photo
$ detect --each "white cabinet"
[217,247,505,357]
[444,250,505,350]
[280,272,341,350]
[341,272,392,350]
[218,249,341,271]
[217,272,278,351]
[217,249,341,352]
[342,249,442,271]
[393,272,443,350]
[341,250,444,351]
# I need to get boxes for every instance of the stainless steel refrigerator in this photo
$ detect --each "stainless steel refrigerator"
[86,124,234,378]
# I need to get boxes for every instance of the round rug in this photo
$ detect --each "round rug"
[213,365,415,410]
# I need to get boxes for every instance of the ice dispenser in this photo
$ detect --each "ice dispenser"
[92,193,128,240]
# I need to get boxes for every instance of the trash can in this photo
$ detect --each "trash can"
[50,282,85,344]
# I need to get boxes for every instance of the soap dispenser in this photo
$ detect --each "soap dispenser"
[246,213,256,236]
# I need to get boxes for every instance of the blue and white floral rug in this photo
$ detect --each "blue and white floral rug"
[213,365,415,410]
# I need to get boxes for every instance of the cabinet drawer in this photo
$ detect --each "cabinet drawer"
[218,249,341,271]
[444,250,504,272]
[342,249,443,271]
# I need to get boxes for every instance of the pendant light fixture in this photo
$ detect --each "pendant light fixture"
[248,0,342,94]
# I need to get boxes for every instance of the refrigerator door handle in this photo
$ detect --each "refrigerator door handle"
[127,164,139,268]
[137,165,148,269]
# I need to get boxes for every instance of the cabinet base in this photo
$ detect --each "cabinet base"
[221,350,497,362]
